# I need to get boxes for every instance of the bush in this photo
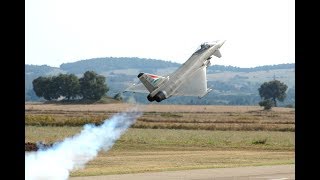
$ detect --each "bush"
[252,138,267,144]
[114,93,123,101]
[259,99,274,110]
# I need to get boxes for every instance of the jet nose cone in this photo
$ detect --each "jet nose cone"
[219,40,226,47]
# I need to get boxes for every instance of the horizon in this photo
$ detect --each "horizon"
[25,56,295,69]
[26,0,294,68]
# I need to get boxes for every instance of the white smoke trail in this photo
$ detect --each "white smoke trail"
[127,95,137,104]
[25,108,142,180]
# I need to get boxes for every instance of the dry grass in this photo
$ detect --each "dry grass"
[25,127,294,176]
[25,114,108,126]
[25,104,295,176]
[25,127,294,151]
[25,103,294,113]
[25,104,294,131]
[70,150,294,176]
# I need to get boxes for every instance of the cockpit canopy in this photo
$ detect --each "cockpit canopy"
[194,41,217,54]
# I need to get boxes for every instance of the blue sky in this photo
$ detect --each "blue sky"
[26,0,294,68]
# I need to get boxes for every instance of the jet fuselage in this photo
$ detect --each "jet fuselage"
[147,40,225,102]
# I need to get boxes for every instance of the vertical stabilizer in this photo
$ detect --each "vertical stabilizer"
[137,73,167,92]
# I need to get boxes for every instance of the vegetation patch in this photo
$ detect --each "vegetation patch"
[160,113,183,118]
[24,104,295,177]
[25,127,295,151]
[25,105,294,131]
[252,138,268,145]
[25,114,107,126]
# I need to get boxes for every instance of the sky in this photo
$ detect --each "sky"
[25,0,294,68]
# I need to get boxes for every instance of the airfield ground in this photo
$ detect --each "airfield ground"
[25,103,294,177]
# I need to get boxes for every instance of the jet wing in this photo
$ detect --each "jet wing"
[124,83,149,94]
[173,66,211,98]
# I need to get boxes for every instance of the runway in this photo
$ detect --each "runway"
[69,164,294,180]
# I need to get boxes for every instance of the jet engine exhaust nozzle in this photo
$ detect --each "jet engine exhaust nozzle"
[155,91,167,102]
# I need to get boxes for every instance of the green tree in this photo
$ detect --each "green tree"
[33,74,81,101]
[79,71,109,100]
[258,80,288,108]
[32,76,59,100]
[32,76,48,98]
[258,99,273,110]
[55,74,80,100]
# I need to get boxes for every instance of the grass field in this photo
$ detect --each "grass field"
[25,104,294,131]
[25,127,294,176]
[25,103,294,113]
[25,103,295,176]
[25,127,294,151]
[70,150,294,176]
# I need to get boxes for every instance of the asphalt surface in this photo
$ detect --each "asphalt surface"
[69,164,294,180]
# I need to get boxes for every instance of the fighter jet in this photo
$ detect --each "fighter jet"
[124,40,226,102]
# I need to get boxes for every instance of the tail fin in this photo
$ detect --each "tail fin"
[137,73,167,92]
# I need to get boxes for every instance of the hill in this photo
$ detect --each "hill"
[25,57,295,106]
[60,57,180,75]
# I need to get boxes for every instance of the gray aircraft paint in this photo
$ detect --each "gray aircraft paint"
[125,40,225,102]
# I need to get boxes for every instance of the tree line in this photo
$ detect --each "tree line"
[32,69,290,110]
[32,71,109,101]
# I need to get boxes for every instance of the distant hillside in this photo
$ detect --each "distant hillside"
[60,57,180,74]
[207,63,294,73]
[25,57,295,106]
[59,57,294,75]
